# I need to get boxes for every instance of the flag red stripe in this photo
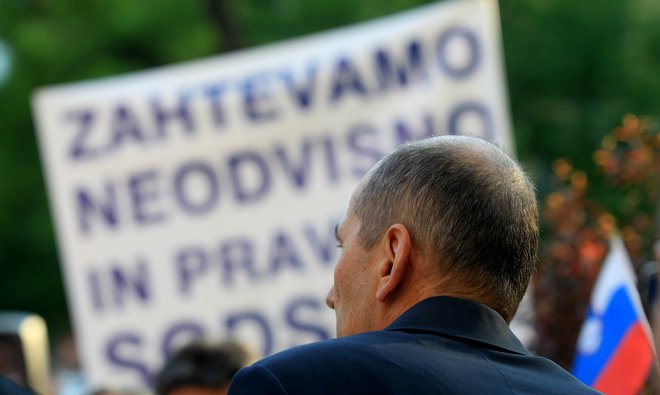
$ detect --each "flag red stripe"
[593,322,653,395]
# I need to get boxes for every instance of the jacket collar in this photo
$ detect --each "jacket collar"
[385,296,531,355]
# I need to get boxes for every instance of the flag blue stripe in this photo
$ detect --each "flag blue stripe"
[572,287,637,385]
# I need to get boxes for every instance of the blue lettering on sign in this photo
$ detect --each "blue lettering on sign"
[220,237,259,285]
[63,24,486,164]
[303,222,338,266]
[110,260,151,309]
[203,82,229,128]
[329,56,368,103]
[394,113,437,145]
[274,140,314,189]
[151,94,195,137]
[448,101,493,139]
[170,217,338,291]
[129,169,166,225]
[101,293,334,383]
[268,231,304,276]
[174,161,220,215]
[346,122,384,178]
[109,105,147,151]
[225,311,274,356]
[71,102,499,237]
[76,181,118,234]
[65,103,153,162]
[286,296,331,341]
[175,246,208,296]
[280,63,318,110]
[374,39,427,91]
[87,258,151,313]
[242,73,279,122]
[320,136,340,183]
[228,150,271,203]
[105,333,152,386]
[160,321,205,358]
[67,109,97,160]
[437,26,481,79]
[88,269,105,312]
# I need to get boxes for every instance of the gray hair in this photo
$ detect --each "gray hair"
[353,135,538,321]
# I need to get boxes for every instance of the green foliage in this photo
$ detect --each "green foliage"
[0,0,220,336]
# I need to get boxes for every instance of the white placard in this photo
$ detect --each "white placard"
[33,0,511,388]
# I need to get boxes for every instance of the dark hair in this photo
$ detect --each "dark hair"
[354,136,538,321]
[154,340,249,395]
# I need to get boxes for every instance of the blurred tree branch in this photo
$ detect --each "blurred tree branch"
[535,114,659,369]
[206,0,244,51]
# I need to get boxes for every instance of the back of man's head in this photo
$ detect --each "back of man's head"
[155,340,249,395]
[354,135,538,321]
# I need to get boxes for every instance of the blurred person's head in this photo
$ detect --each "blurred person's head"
[326,135,539,336]
[89,388,145,395]
[155,340,250,395]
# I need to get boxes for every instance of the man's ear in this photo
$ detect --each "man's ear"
[376,224,412,302]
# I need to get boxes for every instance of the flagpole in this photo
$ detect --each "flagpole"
[652,240,660,394]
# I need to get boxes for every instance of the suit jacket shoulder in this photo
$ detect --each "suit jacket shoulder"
[229,297,602,395]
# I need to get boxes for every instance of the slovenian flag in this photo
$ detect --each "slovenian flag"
[573,234,655,394]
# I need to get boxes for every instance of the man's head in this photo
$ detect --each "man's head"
[154,340,250,395]
[326,135,539,336]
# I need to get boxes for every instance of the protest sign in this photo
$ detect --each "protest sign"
[33,0,511,387]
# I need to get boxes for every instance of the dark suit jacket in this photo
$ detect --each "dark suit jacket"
[228,296,601,394]
[0,375,35,395]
